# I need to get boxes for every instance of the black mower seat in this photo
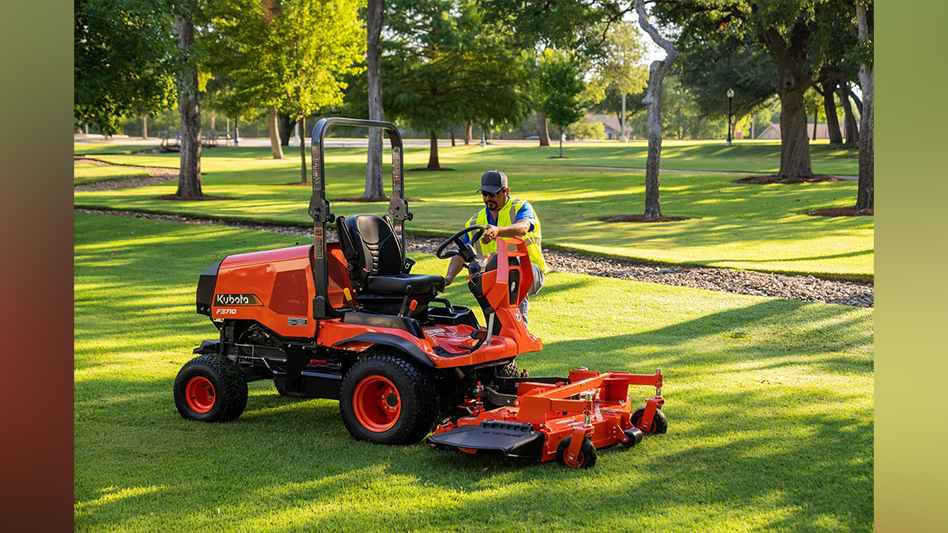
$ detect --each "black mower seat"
[337,214,445,298]
[365,272,445,296]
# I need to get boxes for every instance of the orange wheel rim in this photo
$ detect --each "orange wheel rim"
[352,375,401,432]
[185,376,215,413]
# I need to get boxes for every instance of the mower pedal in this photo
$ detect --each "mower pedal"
[425,420,544,459]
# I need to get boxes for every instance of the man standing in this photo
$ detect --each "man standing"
[444,169,548,323]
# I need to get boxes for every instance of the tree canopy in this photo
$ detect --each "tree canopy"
[376,0,531,168]
[536,50,587,157]
[75,0,177,135]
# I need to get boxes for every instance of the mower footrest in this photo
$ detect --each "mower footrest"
[427,420,544,459]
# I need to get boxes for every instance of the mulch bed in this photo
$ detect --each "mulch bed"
[153,194,235,201]
[806,207,874,217]
[602,215,690,223]
[732,174,845,184]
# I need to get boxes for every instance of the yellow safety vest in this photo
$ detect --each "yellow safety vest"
[465,198,549,274]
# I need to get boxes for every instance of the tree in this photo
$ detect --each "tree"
[364,0,385,198]
[202,0,365,181]
[653,0,872,180]
[855,0,873,209]
[635,0,678,218]
[74,0,176,135]
[675,33,777,138]
[174,0,203,198]
[536,51,586,158]
[381,0,531,169]
[589,21,648,140]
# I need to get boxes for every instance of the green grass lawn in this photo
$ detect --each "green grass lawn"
[74,212,873,532]
[74,163,149,185]
[74,141,872,280]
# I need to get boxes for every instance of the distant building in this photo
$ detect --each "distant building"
[755,123,858,140]
[589,114,623,140]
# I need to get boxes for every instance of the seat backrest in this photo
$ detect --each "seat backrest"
[337,214,404,278]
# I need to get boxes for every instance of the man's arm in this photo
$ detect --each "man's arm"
[481,219,530,244]
[444,255,466,286]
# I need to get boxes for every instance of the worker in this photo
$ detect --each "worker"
[444,169,549,323]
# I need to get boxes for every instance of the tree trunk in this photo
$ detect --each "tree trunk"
[464,120,472,145]
[267,111,284,159]
[839,85,859,146]
[760,23,813,179]
[174,9,202,199]
[558,127,564,158]
[636,0,678,218]
[812,105,818,141]
[141,115,148,139]
[234,118,239,146]
[427,130,440,169]
[620,93,627,141]
[537,111,551,146]
[822,80,843,145]
[450,125,456,147]
[299,115,307,183]
[210,110,215,131]
[775,84,813,178]
[848,86,863,115]
[363,0,386,199]
[855,3,873,210]
[278,113,293,146]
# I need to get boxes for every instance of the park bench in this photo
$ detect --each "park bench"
[159,130,180,152]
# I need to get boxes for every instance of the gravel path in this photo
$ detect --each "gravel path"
[74,157,178,191]
[76,207,873,308]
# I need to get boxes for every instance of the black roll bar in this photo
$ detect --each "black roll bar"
[308,117,410,319]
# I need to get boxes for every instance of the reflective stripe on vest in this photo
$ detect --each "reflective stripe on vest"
[465,198,548,274]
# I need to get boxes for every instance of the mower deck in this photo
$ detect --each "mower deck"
[427,369,666,467]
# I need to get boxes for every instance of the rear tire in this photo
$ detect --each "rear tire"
[174,355,248,422]
[497,360,520,378]
[339,353,438,445]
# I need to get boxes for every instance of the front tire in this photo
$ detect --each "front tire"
[339,353,438,445]
[174,355,248,422]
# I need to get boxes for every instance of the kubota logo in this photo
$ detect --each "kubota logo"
[214,293,262,306]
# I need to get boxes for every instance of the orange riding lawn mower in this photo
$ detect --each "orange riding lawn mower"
[173,118,667,468]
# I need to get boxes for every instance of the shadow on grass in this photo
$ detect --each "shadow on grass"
[74,213,872,532]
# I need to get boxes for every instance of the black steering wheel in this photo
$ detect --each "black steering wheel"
[436,225,485,261]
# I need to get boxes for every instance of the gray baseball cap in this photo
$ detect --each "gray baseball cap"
[477,169,508,194]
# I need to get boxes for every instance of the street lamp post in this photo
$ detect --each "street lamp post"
[726,88,734,147]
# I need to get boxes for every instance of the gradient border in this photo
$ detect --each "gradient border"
[0,1,74,530]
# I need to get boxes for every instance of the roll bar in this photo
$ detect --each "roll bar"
[308,117,410,318]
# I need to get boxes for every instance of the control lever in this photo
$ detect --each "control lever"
[343,288,357,311]
[398,285,413,316]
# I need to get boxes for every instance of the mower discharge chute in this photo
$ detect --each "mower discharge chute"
[173,117,668,467]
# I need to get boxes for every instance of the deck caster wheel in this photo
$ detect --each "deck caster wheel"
[174,355,248,422]
[622,427,644,447]
[556,436,597,468]
[630,406,668,434]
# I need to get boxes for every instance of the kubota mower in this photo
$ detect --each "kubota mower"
[173,118,667,467]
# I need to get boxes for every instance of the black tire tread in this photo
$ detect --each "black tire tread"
[630,406,668,434]
[555,436,597,468]
[339,352,438,445]
[174,354,248,422]
[497,360,520,378]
